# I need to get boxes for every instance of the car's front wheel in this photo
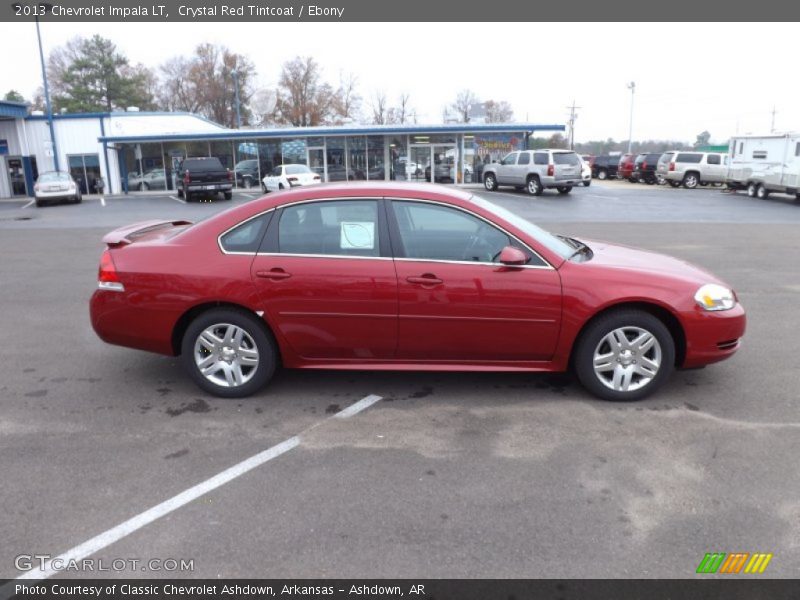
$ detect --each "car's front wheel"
[181,308,277,398]
[683,172,700,189]
[484,173,498,191]
[574,309,675,402]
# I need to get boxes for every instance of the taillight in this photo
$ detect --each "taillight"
[669,162,675,171]
[547,164,554,176]
[227,169,233,182]
[97,250,125,292]
[313,175,321,181]
[287,177,299,186]
[183,170,191,185]
[642,161,648,170]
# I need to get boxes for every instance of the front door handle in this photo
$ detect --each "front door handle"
[406,274,443,286]
[256,269,292,280]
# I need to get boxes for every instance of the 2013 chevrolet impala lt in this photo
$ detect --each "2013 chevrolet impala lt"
[90,183,745,401]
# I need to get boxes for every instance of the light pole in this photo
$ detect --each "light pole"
[232,70,242,129]
[35,6,59,171]
[627,81,636,154]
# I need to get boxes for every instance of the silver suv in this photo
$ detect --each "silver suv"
[661,151,728,189]
[482,149,583,195]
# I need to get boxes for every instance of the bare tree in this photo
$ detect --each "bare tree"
[484,99,514,123]
[158,56,201,113]
[371,91,388,125]
[332,72,361,123]
[396,92,412,124]
[275,56,333,127]
[452,89,479,123]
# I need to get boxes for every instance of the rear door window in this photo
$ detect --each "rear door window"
[278,200,380,257]
[518,152,531,165]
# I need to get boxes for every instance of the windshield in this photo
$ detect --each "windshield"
[469,194,574,261]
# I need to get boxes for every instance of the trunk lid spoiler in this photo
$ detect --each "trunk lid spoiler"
[102,220,192,247]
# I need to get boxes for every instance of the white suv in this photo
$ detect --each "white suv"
[662,151,728,189]
[482,149,583,195]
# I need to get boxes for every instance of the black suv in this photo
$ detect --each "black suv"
[633,153,663,185]
[591,155,620,180]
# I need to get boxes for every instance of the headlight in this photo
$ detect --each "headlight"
[694,283,736,311]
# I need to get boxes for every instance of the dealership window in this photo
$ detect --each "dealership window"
[326,137,346,181]
[68,154,102,194]
[367,136,385,180]
[278,200,380,257]
[388,136,407,181]
[257,139,282,178]
[391,201,510,263]
[232,141,258,189]
[347,136,367,180]
[282,138,307,166]
[162,141,188,191]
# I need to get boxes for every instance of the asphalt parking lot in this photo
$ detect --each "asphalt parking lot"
[2,181,799,579]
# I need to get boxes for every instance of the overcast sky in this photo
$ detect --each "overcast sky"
[1,21,797,143]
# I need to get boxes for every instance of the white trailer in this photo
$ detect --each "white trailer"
[726,133,800,200]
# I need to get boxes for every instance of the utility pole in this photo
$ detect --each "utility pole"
[566,100,581,150]
[770,106,777,133]
[35,9,59,172]
[627,82,636,154]
[232,70,242,129]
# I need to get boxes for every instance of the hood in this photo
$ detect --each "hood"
[576,238,727,287]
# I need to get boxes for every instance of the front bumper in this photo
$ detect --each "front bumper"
[682,303,747,368]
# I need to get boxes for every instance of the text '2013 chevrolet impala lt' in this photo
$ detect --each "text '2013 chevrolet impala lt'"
[90,182,745,401]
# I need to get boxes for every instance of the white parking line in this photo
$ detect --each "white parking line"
[13,394,383,581]
[21,199,35,209]
[100,196,106,207]
[170,195,186,204]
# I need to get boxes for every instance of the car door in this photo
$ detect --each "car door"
[250,198,398,360]
[496,152,519,185]
[515,151,532,185]
[705,153,724,182]
[389,199,562,362]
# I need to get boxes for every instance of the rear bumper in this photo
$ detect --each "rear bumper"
[543,177,582,188]
[682,303,747,368]
[187,183,233,192]
[90,289,176,356]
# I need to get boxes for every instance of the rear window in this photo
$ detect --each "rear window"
[646,153,661,162]
[285,164,311,175]
[675,153,702,163]
[38,172,71,182]
[552,152,580,166]
[658,153,674,164]
[182,157,224,171]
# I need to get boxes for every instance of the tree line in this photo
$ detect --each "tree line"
[7,35,517,129]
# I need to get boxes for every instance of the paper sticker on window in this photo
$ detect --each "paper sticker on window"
[340,221,375,250]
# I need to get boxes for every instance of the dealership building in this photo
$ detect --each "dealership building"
[0,99,565,198]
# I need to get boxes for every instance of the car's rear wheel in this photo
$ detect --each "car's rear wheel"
[224,191,233,200]
[484,173,498,191]
[574,309,675,402]
[668,180,681,188]
[556,186,572,194]
[683,172,699,189]
[747,182,758,197]
[597,169,608,180]
[184,190,193,202]
[628,177,637,183]
[177,188,184,198]
[181,308,277,398]
[756,184,769,199]
[526,175,543,196]
[656,175,666,185]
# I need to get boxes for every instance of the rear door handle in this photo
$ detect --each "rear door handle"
[406,274,443,285]
[256,269,292,280]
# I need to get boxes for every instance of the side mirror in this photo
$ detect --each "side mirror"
[498,246,527,266]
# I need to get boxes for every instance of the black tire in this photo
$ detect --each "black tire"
[668,180,681,188]
[484,173,498,191]
[181,308,277,398]
[556,186,572,194]
[795,192,800,201]
[35,198,43,208]
[682,172,700,189]
[185,191,193,202]
[756,184,769,199]
[74,194,82,204]
[583,180,591,187]
[177,188,184,198]
[526,175,543,196]
[645,177,656,185]
[278,183,285,190]
[224,191,233,200]
[597,169,608,180]
[573,309,675,402]
[628,177,637,183]
[747,182,758,197]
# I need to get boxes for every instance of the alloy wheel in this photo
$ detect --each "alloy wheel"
[193,323,259,388]
[592,326,662,392]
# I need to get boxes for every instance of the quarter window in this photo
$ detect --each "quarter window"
[707,154,721,165]
[220,212,271,253]
[278,200,380,257]
[391,201,516,264]
[534,152,548,165]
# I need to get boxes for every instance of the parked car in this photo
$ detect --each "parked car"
[90,182,746,402]
[632,153,663,185]
[136,168,167,191]
[261,163,321,192]
[662,151,728,189]
[618,154,637,182]
[234,159,260,189]
[655,151,677,185]
[726,133,800,199]
[482,149,584,195]
[580,156,592,187]
[33,171,82,207]
[176,157,234,201]
[590,155,621,180]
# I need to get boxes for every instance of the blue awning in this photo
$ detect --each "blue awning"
[0,101,29,120]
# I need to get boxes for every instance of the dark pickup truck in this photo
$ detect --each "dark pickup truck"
[177,157,233,201]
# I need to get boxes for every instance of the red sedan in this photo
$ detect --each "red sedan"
[90,182,745,402]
